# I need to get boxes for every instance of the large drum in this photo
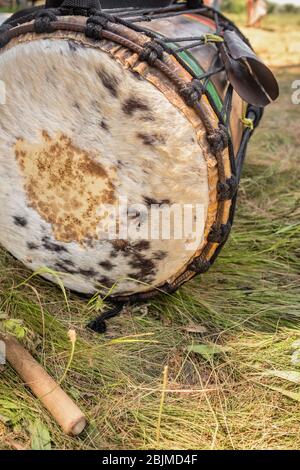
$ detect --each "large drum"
[0,0,278,302]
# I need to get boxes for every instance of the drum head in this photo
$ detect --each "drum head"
[0,30,210,296]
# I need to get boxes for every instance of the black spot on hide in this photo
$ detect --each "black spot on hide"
[42,236,68,253]
[13,216,27,227]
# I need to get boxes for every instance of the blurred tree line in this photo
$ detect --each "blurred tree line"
[222,0,300,14]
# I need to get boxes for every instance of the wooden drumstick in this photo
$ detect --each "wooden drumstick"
[0,332,87,436]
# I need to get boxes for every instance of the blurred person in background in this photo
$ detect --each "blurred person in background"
[247,0,268,27]
[203,0,223,10]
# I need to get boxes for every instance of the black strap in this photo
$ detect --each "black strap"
[59,0,102,14]
[186,0,203,8]
[87,303,124,333]
[46,0,175,8]
[99,0,175,6]
[46,0,64,7]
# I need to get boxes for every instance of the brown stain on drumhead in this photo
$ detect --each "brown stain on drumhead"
[14,131,116,243]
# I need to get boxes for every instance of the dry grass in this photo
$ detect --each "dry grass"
[0,12,299,450]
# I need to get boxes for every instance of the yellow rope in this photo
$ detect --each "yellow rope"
[241,101,254,130]
[204,33,224,44]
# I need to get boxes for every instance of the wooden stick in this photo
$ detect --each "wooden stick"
[0,333,87,436]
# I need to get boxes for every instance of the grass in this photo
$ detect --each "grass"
[0,13,300,450]
[0,7,18,14]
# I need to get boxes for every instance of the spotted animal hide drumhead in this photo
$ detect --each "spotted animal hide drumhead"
[0,34,210,296]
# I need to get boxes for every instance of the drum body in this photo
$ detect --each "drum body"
[0,2,277,300]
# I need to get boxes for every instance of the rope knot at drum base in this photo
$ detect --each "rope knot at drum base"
[208,222,232,244]
[162,283,180,295]
[217,175,238,201]
[85,13,110,40]
[189,258,211,274]
[179,79,203,107]
[139,41,165,66]
[34,9,58,34]
[207,124,229,154]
